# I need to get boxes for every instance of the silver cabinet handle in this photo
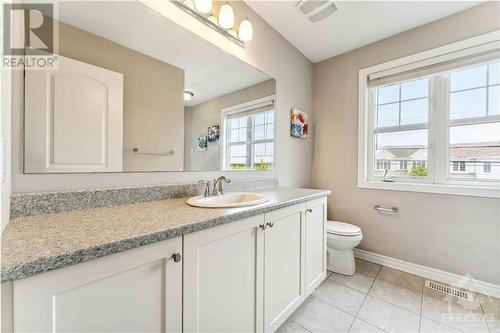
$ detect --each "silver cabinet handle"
[266,222,274,228]
[306,208,313,213]
[172,253,182,263]
[374,205,398,214]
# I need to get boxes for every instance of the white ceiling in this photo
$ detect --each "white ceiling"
[245,1,482,63]
[57,1,271,106]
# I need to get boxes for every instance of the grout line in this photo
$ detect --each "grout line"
[288,317,313,333]
[354,317,390,333]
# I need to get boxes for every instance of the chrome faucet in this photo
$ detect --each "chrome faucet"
[212,176,231,196]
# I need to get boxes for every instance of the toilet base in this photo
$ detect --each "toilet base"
[327,247,356,275]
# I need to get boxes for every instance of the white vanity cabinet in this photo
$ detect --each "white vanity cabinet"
[11,237,183,333]
[183,198,327,333]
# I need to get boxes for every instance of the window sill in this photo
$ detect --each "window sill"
[358,180,500,198]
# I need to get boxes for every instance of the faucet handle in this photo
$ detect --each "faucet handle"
[198,180,211,197]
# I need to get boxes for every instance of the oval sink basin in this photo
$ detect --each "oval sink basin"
[187,192,268,208]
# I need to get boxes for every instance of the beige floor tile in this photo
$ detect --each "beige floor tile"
[313,280,367,315]
[331,272,376,294]
[348,318,386,333]
[421,287,489,333]
[420,317,462,333]
[356,259,382,278]
[376,267,424,293]
[369,279,422,314]
[291,296,355,333]
[357,296,420,333]
[277,319,311,333]
[479,294,500,332]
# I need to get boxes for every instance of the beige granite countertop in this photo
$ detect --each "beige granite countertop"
[1,187,330,281]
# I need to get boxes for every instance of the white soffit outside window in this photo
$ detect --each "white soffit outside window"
[358,30,500,198]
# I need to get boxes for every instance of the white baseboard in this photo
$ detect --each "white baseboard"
[354,248,500,299]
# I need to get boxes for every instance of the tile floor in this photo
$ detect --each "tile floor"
[278,259,500,333]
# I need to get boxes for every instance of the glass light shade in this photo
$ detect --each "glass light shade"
[184,91,194,102]
[218,4,234,29]
[194,0,212,13]
[238,19,253,41]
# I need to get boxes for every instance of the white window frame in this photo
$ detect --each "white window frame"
[221,95,275,171]
[358,30,500,198]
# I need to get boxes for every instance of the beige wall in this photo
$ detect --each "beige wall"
[184,79,276,171]
[11,1,313,193]
[312,2,500,284]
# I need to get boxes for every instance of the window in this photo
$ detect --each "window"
[223,97,275,170]
[358,32,500,197]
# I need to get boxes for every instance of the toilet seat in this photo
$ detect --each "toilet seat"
[326,221,362,237]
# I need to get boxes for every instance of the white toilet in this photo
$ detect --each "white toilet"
[326,221,363,275]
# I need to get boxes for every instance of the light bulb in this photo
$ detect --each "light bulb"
[238,19,253,41]
[194,0,212,13]
[218,3,234,29]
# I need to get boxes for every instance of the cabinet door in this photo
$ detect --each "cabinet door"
[183,215,265,332]
[305,197,327,295]
[264,204,306,332]
[13,237,182,333]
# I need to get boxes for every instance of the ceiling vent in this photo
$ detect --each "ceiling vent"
[296,0,337,23]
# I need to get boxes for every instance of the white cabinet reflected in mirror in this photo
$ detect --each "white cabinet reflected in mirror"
[23,1,276,174]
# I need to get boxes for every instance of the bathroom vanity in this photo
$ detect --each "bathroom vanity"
[1,186,330,332]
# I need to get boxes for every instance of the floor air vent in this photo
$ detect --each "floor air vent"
[425,280,475,301]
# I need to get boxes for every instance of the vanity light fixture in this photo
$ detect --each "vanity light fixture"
[184,90,194,102]
[170,0,252,48]
[218,3,234,29]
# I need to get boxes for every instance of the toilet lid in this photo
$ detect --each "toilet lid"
[326,221,361,236]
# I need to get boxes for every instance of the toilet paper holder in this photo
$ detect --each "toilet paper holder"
[374,205,398,214]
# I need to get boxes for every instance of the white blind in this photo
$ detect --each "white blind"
[369,47,500,86]
[225,100,274,119]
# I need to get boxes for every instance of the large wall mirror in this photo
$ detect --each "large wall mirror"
[23,1,276,173]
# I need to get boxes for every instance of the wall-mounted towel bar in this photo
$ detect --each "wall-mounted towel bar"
[132,148,175,156]
[374,205,398,214]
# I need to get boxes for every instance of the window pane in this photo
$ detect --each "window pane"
[489,62,500,85]
[374,129,428,178]
[254,125,265,140]
[230,129,239,143]
[230,118,239,128]
[450,88,486,120]
[449,122,500,181]
[238,117,247,128]
[253,143,273,170]
[377,103,399,127]
[238,129,247,142]
[450,65,487,91]
[254,113,265,126]
[401,98,428,125]
[266,111,274,124]
[489,85,500,116]
[401,79,428,100]
[378,85,399,104]
[266,124,274,139]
